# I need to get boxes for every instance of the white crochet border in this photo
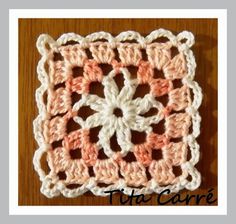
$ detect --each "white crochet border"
[33,29,203,198]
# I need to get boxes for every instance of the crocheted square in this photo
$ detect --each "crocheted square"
[33,29,202,198]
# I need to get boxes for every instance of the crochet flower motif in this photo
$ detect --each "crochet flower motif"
[74,66,164,158]
[33,29,202,198]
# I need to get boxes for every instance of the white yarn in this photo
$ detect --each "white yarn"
[33,29,202,198]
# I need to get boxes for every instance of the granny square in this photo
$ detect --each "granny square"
[33,29,202,198]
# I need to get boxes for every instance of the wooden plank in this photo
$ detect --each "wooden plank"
[18,18,217,205]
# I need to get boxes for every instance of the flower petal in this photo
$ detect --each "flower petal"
[132,94,153,115]
[98,116,117,157]
[85,112,105,129]
[102,70,119,104]
[85,94,106,112]
[116,119,133,154]
[130,115,151,132]
[117,68,138,104]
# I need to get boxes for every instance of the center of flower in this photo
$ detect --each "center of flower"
[113,107,123,117]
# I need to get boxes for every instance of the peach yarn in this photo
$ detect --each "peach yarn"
[33,29,202,198]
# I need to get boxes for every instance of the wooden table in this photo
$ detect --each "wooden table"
[19,18,217,205]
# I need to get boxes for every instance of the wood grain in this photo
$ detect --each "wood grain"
[18,18,217,206]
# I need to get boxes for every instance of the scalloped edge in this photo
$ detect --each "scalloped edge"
[33,29,202,198]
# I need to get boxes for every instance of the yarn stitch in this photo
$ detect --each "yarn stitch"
[33,29,202,198]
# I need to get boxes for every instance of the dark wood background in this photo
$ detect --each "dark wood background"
[18,18,217,206]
